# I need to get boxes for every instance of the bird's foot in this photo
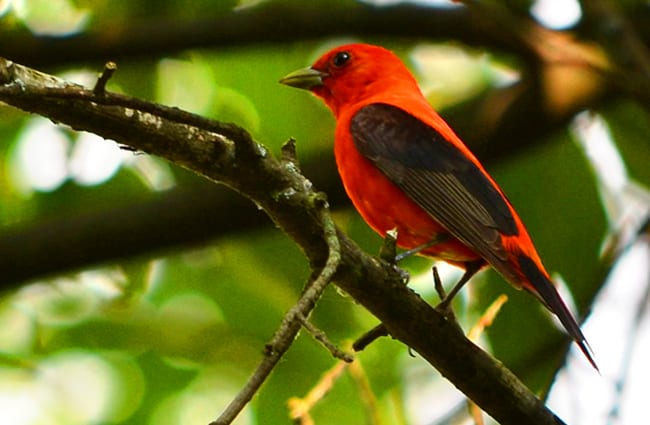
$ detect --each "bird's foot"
[432,266,456,318]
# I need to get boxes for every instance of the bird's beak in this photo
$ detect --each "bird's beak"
[279,67,327,90]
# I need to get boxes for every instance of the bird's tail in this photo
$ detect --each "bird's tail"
[518,254,598,371]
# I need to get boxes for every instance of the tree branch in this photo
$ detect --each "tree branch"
[0,3,530,68]
[8,2,650,292]
[0,57,565,424]
[0,160,346,289]
[580,0,650,106]
[212,186,341,425]
[2,2,650,70]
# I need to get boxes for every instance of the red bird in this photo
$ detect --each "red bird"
[280,43,596,369]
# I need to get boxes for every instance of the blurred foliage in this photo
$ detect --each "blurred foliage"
[0,1,649,424]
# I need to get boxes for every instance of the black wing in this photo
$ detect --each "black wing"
[350,103,518,270]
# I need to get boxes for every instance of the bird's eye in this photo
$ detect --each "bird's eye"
[331,51,351,68]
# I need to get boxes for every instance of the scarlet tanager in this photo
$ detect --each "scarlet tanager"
[280,43,596,369]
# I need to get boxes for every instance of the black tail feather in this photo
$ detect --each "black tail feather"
[518,255,599,371]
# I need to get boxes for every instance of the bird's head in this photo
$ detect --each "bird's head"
[280,43,420,116]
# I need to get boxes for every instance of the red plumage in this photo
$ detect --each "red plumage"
[281,43,596,370]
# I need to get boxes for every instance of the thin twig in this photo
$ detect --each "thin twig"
[432,266,457,323]
[432,266,446,300]
[348,230,401,353]
[378,228,398,262]
[348,357,382,425]
[288,360,349,424]
[210,193,340,425]
[351,267,450,352]
[280,137,299,166]
[93,61,117,96]
[353,324,389,352]
[288,353,380,425]
[297,314,354,362]
[467,295,509,342]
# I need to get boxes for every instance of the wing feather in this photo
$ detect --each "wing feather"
[350,103,518,266]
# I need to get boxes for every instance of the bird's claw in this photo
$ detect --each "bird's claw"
[393,265,410,284]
